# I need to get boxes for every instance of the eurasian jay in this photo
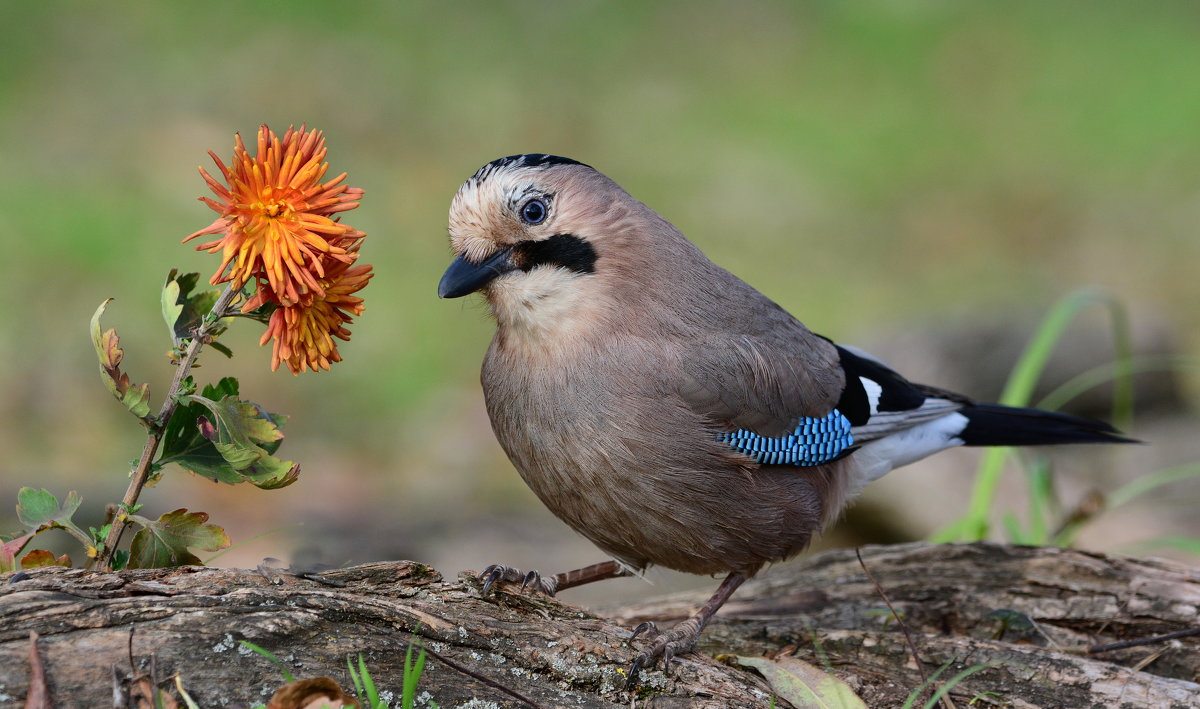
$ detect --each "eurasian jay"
[438,154,1131,685]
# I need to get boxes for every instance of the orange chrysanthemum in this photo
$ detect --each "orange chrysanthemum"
[184,125,364,306]
[253,259,375,374]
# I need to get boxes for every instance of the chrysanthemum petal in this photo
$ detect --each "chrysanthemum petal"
[184,124,365,311]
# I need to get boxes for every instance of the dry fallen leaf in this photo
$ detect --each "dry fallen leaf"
[735,654,867,709]
[130,675,177,709]
[25,631,50,709]
[267,677,360,709]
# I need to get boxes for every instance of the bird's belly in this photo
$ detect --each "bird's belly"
[491,407,849,576]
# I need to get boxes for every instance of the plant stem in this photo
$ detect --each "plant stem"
[94,282,240,570]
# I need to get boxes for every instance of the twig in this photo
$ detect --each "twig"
[856,547,956,709]
[418,641,547,709]
[1088,627,1200,653]
[25,631,49,709]
[95,282,240,570]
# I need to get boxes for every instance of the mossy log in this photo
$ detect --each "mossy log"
[2,542,1198,708]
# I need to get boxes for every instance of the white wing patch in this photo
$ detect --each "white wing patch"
[859,377,882,414]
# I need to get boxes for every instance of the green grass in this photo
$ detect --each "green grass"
[928,289,1200,552]
[932,288,1135,543]
[240,639,438,709]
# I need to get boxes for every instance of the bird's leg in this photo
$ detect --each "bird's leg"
[625,571,746,688]
[480,559,629,597]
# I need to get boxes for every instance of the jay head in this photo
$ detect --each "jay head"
[440,153,1134,686]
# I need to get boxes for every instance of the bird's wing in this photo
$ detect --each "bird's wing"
[677,320,845,438]
[831,344,968,443]
[678,331,967,467]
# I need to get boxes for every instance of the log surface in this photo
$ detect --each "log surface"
[1,542,1198,708]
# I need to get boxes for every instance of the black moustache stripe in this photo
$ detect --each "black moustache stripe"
[516,233,597,275]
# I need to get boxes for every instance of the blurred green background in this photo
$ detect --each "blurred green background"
[2,1,1198,601]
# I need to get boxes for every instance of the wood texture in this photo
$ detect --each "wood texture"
[1,543,1198,708]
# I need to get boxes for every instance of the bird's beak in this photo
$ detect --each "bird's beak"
[438,247,518,298]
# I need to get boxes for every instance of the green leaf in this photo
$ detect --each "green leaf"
[159,379,298,488]
[185,392,298,489]
[128,509,230,569]
[161,270,224,347]
[735,655,867,709]
[16,488,84,532]
[90,299,153,420]
[161,269,185,342]
[16,488,60,529]
[160,378,245,484]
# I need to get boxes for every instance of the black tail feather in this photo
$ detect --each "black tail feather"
[959,404,1138,447]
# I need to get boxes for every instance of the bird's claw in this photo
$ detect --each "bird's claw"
[479,564,513,596]
[479,563,557,597]
[624,620,701,690]
[521,569,542,592]
[629,620,659,643]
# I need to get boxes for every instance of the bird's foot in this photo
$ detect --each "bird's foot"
[479,563,559,597]
[623,571,748,690]
[625,618,703,689]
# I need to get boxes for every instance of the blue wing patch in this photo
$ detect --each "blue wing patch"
[720,409,854,466]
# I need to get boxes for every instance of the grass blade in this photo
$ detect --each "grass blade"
[1108,463,1200,509]
[933,288,1133,542]
[239,640,295,683]
[921,662,996,709]
[358,654,380,708]
[900,658,956,709]
[347,656,365,699]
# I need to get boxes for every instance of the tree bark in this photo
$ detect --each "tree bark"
[1,542,1198,708]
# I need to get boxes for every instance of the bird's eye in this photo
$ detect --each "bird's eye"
[520,198,548,225]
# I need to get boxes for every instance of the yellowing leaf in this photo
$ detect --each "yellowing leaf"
[128,509,230,569]
[735,655,866,709]
[161,270,229,352]
[91,299,152,419]
[131,674,179,709]
[19,549,71,568]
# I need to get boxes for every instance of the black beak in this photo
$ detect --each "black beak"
[438,247,518,298]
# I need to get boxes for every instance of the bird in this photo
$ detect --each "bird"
[438,153,1133,686]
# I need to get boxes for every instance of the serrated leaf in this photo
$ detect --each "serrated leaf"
[159,379,250,484]
[16,488,83,531]
[735,655,866,709]
[1,531,36,572]
[158,378,297,488]
[128,509,230,569]
[90,299,152,419]
[20,549,71,568]
[184,392,296,488]
[162,270,226,348]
